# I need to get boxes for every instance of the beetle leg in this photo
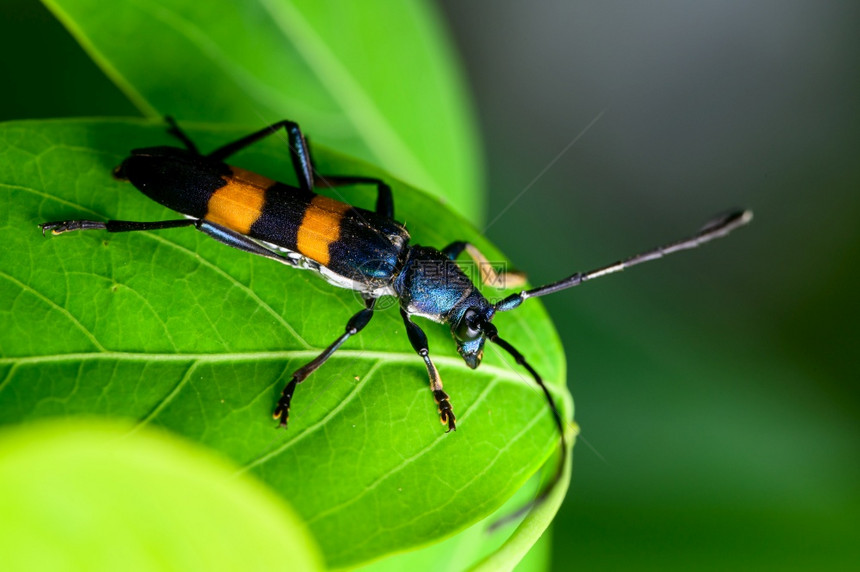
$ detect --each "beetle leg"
[206,120,315,193]
[164,116,201,155]
[400,309,456,432]
[195,221,302,267]
[317,175,394,219]
[178,117,395,216]
[39,218,196,235]
[274,298,377,428]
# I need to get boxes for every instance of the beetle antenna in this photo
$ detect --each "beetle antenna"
[481,321,567,531]
[495,209,753,312]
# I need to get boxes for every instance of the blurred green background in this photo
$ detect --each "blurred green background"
[2,0,857,569]
[435,1,860,569]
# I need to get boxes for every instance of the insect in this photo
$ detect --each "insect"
[40,118,752,512]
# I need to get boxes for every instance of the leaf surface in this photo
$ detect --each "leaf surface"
[0,119,571,568]
[0,419,323,571]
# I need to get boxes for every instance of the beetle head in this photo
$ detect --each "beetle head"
[451,301,495,369]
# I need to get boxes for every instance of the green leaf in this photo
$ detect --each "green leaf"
[42,0,483,221]
[0,419,323,571]
[0,119,571,568]
[358,429,574,572]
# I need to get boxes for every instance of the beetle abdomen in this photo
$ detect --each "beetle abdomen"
[218,167,408,284]
[124,150,408,285]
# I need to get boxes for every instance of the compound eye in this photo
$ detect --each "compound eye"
[455,309,481,341]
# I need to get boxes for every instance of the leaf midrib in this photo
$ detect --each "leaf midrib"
[125,0,310,118]
[0,349,557,382]
[0,350,566,433]
[0,347,561,508]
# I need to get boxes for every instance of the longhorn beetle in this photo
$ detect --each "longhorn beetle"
[40,118,752,516]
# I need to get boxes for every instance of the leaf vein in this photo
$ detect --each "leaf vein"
[134,359,200,430]
[304,373,508,526]
[238,358,386,473]
[347,399,554,556]
[12,179,311,349]
[0,270,106,352]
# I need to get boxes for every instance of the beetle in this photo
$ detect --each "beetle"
[39,118,752,512]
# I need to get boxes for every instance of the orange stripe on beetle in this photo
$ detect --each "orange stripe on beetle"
[297,195,351,266]
[204,167,272,233]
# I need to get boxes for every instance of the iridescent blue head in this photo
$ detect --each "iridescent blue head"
[450,294,496,369]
